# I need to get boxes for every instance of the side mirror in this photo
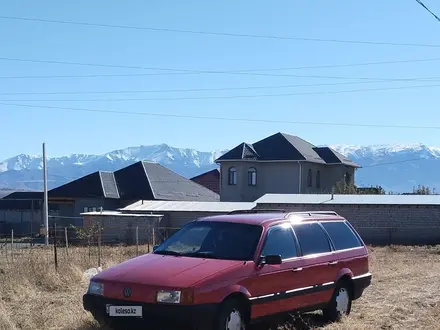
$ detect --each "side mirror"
[260,255,282,266]
[152,245,159,252]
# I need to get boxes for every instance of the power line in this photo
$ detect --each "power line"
[0,71,437,81]
[2,76,440,96]
[0,57,420,80]
[1,102,440,130]
[362,158,427,168]
[0,80,420,96]
[2,83,440,102]
[2,56,440,80]
[0,57,382,80]
[2,56,440,81]
[415,0,440,22]
[0,81,389,95]
[1,15,440,48]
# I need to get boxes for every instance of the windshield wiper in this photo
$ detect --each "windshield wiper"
[184,251,220,259]
[154,250,182,256]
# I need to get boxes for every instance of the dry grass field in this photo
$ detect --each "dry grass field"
[1,245,440,330]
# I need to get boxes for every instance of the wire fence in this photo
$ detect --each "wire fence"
[0,224,180,269]
[2,223,440,270]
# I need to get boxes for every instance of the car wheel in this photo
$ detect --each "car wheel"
[215,298,247,330]
[323,280,353,322]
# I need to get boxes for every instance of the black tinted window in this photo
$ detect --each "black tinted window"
[261,224,297,259]
[321,221,362,250]
[294,223,331,256]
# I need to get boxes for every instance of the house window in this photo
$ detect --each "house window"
[248,168,257,186]
[228,167,237,185]
[316,170,321,188]
[307,169,312,187]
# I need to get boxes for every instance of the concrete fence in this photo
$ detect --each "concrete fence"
[255,203,440,245]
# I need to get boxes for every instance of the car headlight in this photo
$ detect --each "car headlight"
[156,290,181,304]
[88,281,104,296]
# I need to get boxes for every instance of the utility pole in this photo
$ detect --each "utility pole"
[43,142,49,246]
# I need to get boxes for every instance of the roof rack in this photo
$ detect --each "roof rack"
[284,211,339,218]
[227,209,285,215]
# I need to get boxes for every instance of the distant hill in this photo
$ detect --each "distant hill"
[1,143,439,193]
[0,144,226,191]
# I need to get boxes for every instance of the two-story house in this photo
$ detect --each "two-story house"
[215,132,360,202]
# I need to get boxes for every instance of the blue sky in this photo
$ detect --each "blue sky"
[1,0,440,160]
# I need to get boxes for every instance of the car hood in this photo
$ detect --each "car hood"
[93,253,243,288]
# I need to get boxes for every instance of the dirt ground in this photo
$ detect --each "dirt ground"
[1,245,439,330]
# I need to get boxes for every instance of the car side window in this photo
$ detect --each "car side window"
[293,222,332,256]
[261,224,298,260]
[321,221,362,251]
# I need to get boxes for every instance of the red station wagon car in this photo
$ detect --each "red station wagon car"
[83,211,372,329]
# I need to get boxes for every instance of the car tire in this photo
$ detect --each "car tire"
[215,298,248,330]
[322,280,353,322]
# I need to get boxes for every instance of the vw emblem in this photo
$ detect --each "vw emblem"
[123,288,131,298]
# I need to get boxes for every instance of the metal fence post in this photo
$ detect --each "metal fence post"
[152,227,156,247]
[64,227,69,257]
[53,223,58,272]
[11,229,14,262]
[98,222,102,267]
[136,226,139,256]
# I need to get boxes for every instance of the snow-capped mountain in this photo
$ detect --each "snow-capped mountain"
[0,143,439,193]
[330,143,440,193]
[0,144,229,191]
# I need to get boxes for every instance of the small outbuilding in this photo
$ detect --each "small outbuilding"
[119,200,256,228]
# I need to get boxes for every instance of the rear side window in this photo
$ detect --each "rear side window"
[261,224,298,260]
[293,223,331,256]
[321,221,362,251]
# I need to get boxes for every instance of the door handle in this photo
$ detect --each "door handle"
[328,261,338,266]
[292,267,303,272]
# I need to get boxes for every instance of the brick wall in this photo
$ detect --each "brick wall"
[255,203,440,245]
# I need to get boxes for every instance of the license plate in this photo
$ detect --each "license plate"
[108,305,143,317]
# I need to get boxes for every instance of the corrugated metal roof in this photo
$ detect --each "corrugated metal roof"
[81,211,163,217]
[100,171,120,199]
[255,193,440,205]
[120,200,256,212]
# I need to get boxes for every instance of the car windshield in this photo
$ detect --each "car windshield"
[154,221,263,261]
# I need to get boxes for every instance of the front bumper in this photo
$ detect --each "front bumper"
[83,293,218,328]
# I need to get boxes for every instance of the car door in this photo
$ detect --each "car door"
[243,222,310,319]
[290,221,339,308]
